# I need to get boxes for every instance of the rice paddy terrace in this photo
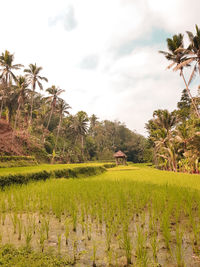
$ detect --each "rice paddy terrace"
[0,163,200,266]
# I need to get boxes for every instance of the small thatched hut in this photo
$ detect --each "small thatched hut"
[114,150,127,165]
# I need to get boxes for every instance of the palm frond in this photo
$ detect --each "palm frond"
[186,31,194,43]
[173,58,193,71]
[166,62,176,70]
[188,64,197,85]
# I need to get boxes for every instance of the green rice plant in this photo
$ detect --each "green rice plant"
[57,233,62,255]
[135,226,148,267]
[105,223,112,251]
[0,226,2,244]
[43,217,50,240]
[120,223,132,265]
[175,227,185,267]
[32,216,37,235]
[1,213,6,226]
[72,206,77,232]
[161,211,171,250]
[85,221,92,241]
[72,239,78,264]
[38,225,46,252]
[17,218,22,241]
[88,222,92,241]
[150,231,158,263]
[64,218,70,245]
[24,225,32,249]
[11,213,18,234]
[81,217,85,234]
[92,242,97,267]
[192,221,200,248]
[106,248,113,266]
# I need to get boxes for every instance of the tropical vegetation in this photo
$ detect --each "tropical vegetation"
[0,50,149,163]
[146,25,200,173]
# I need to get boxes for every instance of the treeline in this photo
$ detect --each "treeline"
[0,50,149,163]
[146,25,200,173]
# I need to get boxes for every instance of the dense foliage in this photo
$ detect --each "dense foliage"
[0,52,148,163]
[146,25,200,173]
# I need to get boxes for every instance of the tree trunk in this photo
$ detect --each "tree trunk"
[81,135,84,161]
[46,105,54,130]
[55,115,62,152]
[0,98,3,119]
[29,84,35,127]
[12,102,21,148]
[181,70,200,118]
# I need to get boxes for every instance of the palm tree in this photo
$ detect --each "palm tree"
[159,34,200,118]
[153,109,177,134]
[72,111,89,160]
[0,79,6,119]
[146,110,177,171]
[0,50,23,86]
[13,76,30,132]
[89,114,99,137]
[46,85,65,130]
[24,63,48,124]
[54,99,71,151]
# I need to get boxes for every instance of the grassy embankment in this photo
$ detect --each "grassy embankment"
[0,164,200,266]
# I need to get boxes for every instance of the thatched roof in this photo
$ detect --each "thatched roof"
[113,150,127,158]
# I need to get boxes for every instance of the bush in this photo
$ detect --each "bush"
[0,171,50,187]
[103,163,116,168]
[0,244,70,266]
[0,156,36,162]
[0,166,107,188]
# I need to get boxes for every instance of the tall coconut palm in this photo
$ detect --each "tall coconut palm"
[0,79,6,119]
[71,111,89,160]
[159,34,200,118]
[13,76,29,132]
[153,109,177,134]
[0,50,23,86]
[54,99,71,151]
[24,63,48,124]
[89,114,98,137]
[46,85,65,130]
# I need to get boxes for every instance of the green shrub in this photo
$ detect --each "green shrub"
[0,171,50,188]
[0,244,70,266]
[103,163,116,168]
[0,166,106,188]
[0,156,36,162]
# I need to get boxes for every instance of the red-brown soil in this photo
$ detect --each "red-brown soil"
[0,119,28,155]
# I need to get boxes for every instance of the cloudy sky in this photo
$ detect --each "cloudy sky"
[0,0,199,135]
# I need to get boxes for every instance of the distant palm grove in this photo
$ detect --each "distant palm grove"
[0,51,149,163]
[146,25,200,173]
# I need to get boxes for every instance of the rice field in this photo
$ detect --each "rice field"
[0,164,200,266]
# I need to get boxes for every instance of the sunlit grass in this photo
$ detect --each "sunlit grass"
[0,162,107,176]
[0,164,200,266]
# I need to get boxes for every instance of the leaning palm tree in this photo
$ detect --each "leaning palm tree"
[0,50,23,86]
[45,85,65,130]
[159,34,200,118]
[54,99,71,151]
[24,63,48,124]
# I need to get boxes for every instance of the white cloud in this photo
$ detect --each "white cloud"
[0,0,199,136]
